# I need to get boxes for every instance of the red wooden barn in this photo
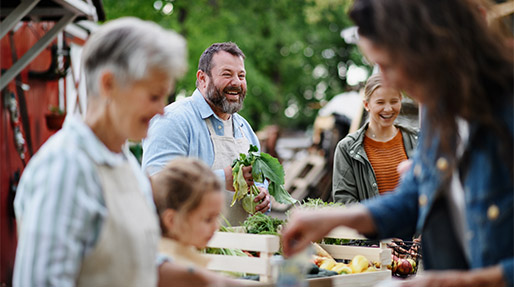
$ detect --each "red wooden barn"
[0,1,104,285]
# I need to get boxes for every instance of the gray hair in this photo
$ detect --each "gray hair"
[82,17,187,97]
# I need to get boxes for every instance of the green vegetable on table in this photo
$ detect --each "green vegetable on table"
[242,213,284,235]
[231,145,297,214]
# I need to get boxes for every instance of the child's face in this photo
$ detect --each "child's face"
[175,191,224,249]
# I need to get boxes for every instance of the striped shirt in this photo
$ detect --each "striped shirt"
[363,131,407,194]
[13,115,155,287]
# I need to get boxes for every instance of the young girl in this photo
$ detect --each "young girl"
[151,157,224,268]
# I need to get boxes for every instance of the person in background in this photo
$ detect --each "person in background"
[282,0,513,286]
[142,42,270,226]
[332,73,418,204]
[13,17,188,287]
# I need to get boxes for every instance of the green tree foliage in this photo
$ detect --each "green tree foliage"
[102,0,368,130]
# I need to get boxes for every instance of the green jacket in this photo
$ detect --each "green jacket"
[332,122,418,204]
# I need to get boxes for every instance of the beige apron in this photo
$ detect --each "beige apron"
[77,162,160,287]
[206,118,250,226]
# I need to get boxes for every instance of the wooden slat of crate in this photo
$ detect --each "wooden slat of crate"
[205,254,271,275]
[325,226,367,240]
[206,231,280,253]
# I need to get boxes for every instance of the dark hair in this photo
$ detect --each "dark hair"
[350,0,513,170]
[151,157,222,233]
[196,42,245,87]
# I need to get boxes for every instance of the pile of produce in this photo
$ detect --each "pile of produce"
[311,243,381,275]
[231,145,297,214]
[387,239,421,276]
[295,198,345,209]
[242,212,284,236]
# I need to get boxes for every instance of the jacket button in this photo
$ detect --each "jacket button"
[436,157,448,171]
[413,164,422,177]
[487,204,499,220]
[418,194,428,206]
[218,125,222,129]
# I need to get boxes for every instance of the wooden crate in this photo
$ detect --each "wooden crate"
[321,226,392,270]
[204,226,392,286]
[205,230,280,283]
[312,226,392,287]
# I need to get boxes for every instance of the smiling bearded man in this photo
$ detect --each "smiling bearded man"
[142,42,271,226]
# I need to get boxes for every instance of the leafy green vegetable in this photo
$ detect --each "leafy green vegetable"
[299,198,345,209]
[242,213,284,236]
[285,198,345,219]
[231,145,297,214]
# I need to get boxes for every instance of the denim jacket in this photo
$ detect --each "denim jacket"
[364,106,514,285]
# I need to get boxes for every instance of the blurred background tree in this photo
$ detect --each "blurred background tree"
[102,0,370,131]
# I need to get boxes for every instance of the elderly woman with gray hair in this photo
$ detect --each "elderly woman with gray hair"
[12,17,188,287]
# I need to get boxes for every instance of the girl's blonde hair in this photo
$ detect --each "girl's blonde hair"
[152,157,222,232]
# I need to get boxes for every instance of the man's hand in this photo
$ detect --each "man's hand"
[224,165,270,213]
[254,186,270,213]
[224,165,253,191]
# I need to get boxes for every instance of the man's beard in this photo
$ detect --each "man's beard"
[205,81,245,114]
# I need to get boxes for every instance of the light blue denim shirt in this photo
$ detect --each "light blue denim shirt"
[142,89,262,188]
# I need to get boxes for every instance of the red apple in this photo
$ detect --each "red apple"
[396,258,413,275]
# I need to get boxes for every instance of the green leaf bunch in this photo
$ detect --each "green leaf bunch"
[231,145,297,214]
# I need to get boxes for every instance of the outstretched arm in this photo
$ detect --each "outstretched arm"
[281,204,376,257]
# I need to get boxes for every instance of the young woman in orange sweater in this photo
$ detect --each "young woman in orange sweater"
[332,73,418,204]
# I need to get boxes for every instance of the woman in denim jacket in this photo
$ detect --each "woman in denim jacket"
[282,0,513,286]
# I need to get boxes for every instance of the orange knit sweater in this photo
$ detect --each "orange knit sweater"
[363,131,407,194]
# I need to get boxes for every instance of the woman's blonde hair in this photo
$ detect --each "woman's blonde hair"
[151,158,222,232]
[363,73,401,102]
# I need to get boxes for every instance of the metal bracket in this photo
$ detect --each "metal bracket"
[0,0,98,91]
[0,0,41,40]
[0,13,77,91]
